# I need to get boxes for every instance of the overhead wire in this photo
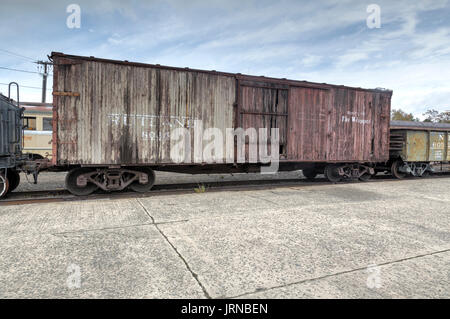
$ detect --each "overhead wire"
[0,82,52,91]
[0,48,36,62]
[0,66,41,74]
[0,65,53,76]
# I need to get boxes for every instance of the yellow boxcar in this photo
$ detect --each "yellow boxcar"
[389,121,450,177]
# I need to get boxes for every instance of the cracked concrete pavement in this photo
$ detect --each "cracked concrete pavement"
[0,174,449,298]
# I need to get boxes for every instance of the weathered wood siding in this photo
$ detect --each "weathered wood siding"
[239,83,289,160]
[53,56,235,165]
[322,88,391,162]
[287,86,329,161]
[52,53,392,166]
[238,77,391,163]
[305,87,390,162]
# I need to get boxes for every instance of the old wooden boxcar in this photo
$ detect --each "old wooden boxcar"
[51,52,392,195]
[389,120,450,178]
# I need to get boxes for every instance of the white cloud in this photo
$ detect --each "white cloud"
[301,54,322,67]
[409,28,450,59]
[336,52,369,68]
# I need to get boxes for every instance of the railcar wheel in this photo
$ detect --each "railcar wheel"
[359,172,372,182]
[7,170,20,193]
[324,164,341,183]
[302,168,317,180]
[65,168,99,196]
[129,168,155,193]
[419,170,430,178]
[391,160,406,179]
[0,174,9,199]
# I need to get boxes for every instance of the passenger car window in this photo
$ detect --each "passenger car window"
[43,117,53,131]
[23,117,36,130]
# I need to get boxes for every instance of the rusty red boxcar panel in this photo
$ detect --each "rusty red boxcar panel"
[51,52,392,166]
[235,77,391,163]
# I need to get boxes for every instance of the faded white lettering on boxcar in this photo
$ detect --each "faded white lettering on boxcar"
[108,113,197,128]
[108,113,198,141]
[142,131,172,141]
[341,115,371,125]
[341,111,370,125]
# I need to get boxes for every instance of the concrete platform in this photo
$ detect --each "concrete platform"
[0,176,449,298]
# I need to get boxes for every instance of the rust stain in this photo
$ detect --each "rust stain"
[406,131,428,162]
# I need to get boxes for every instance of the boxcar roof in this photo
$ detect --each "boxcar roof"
[50,52,393,94]
[391,120,450,131]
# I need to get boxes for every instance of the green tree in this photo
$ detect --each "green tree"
[391,109,418,121]
[441,111,450,123]
[423,109,450,123]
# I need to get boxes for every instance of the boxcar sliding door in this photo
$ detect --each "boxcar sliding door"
[238,80,289,162]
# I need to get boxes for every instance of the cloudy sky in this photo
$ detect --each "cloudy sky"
[0,0,449,118]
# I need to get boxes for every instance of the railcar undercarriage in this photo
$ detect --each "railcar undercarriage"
[391,160,433,179]
[59,162,377,196]
[323,163,375,182]
[65,167,156,196]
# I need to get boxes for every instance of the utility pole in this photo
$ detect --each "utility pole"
[36,61,52,103]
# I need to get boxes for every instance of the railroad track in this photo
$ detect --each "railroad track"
[1,173,449,206]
